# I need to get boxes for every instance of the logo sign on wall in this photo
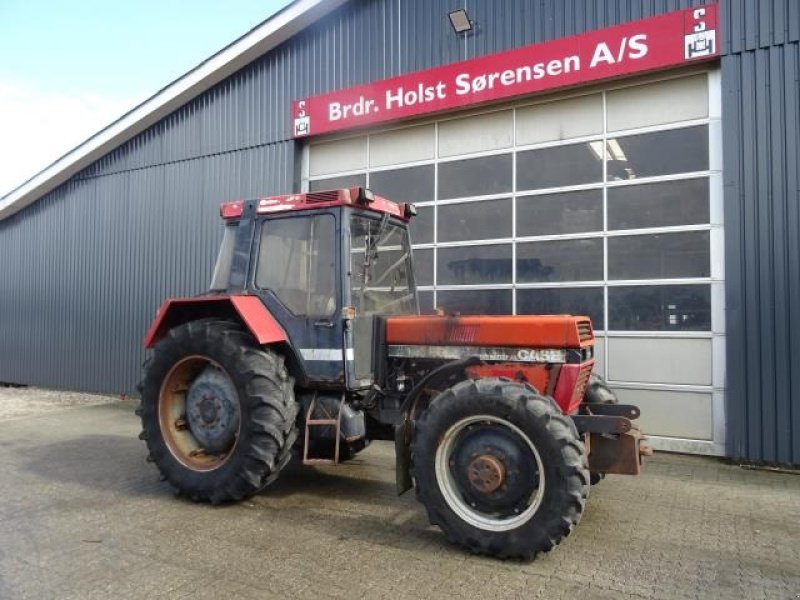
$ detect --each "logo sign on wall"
[292,4,718,138]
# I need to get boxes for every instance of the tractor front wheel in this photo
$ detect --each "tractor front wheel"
[583,373,619,485]
[412,378,589,560]
[137,320,298,504]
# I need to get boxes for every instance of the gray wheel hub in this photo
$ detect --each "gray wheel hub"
[186,367,240,454]
[435,415,546,532]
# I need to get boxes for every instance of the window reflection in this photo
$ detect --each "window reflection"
[437,289,512,315]
[608,231,710,280]
[438,154,512,199]
[517,287,604,329]
[409,205,434,244]
[437,245,512,285]
[517,189,603,236]
[605,125,708,181]
[438,198,512,242]
[608,284,711,330]
[370,165,434,204]
[412,247,434,286]
[608,178,709,230]
[517,238,603,282]
[309,173,367,191]
[517,142,602,190]
[417,290,435,314]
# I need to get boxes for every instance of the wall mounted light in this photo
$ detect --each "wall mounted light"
[448,9,473,34]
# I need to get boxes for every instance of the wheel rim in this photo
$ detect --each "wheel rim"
[434,414,545,532]
[158,355,241,472]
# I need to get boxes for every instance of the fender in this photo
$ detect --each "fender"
[394,356,482,495]
[143,295,287,348]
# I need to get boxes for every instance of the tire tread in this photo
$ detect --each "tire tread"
[411,377,589,560]
[137,320,298,503]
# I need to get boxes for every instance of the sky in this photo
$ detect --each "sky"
[0,0,293,197]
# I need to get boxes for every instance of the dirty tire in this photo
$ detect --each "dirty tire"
[137,320,298,504]
[582,373,618,485]
[412,377,589,560]
[583,373,618,406]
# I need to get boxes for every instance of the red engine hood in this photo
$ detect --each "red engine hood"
[385,314,594,349]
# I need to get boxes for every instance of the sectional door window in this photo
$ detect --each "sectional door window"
[304,72,725,456]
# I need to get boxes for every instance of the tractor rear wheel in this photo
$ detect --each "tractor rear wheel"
[137,320,298,504]
[412,378,589,560]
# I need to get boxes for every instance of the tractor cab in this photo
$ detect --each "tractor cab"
[208,187,419,390]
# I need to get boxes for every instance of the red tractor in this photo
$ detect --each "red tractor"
[138,187,649,559]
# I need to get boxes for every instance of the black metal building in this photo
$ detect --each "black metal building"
[0,0,797,466]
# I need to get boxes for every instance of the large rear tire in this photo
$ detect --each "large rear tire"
[412,378,589,560]
[137,320,298,504]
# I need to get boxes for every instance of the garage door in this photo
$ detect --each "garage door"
[303,71,725,455]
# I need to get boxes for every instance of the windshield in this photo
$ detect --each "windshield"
[349,215,417,315]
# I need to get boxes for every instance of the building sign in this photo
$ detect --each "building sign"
[292,4,718,138]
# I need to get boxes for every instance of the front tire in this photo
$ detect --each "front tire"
[583,373,618,485]
[412,378,589,560]
[137,320,298,504]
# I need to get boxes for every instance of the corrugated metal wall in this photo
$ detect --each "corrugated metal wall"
[0,0,797,464]
[721,32,800,464]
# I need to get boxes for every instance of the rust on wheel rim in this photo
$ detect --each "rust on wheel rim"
[158,355,240,472]
[467,454,506,494]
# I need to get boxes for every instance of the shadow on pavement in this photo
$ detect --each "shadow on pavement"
[265,458,399,499]
[21,433,402,503]
[21,433,166,498]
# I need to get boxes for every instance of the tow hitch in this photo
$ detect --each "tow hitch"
[571,403,653,476]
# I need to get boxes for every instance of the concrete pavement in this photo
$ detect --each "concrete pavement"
[0,398,798,599]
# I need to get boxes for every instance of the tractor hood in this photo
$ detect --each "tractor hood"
[385,314,594,349]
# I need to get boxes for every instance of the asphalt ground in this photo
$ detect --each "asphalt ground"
[0,394,799,599]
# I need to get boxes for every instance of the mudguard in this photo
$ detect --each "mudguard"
[143,295,287,348]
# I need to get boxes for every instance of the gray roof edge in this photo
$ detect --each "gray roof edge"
[0,0,348,222]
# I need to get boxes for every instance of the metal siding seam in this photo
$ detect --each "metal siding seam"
[729,0,744,54]
[745,0,758,51]
[790,0,800,43]
[564,0,576,36]
[89,178,102,391]
[725,52,744,457]
[738,50,763,460]
[545,0,556,41]
[533,0,543,45]
[759,0,772,48]
[554,0,565,40]
[370,0,381,79]
[755,48,777,462]
[786,42,800,463]
[768,44,791,461]
[603,1,614,30]
[120,171,134,391]
[513,0,525,43]
[772,0,786,45]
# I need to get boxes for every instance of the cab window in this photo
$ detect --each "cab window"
[209,223,237,291]
[350,215,416,315]
[255,215,336,316]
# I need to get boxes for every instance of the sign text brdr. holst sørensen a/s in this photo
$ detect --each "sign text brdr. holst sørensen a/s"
[292,5,718,138]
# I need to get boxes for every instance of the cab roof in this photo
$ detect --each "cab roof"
[220,187,415,221]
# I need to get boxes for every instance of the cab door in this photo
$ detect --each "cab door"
[252,211,345,385]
